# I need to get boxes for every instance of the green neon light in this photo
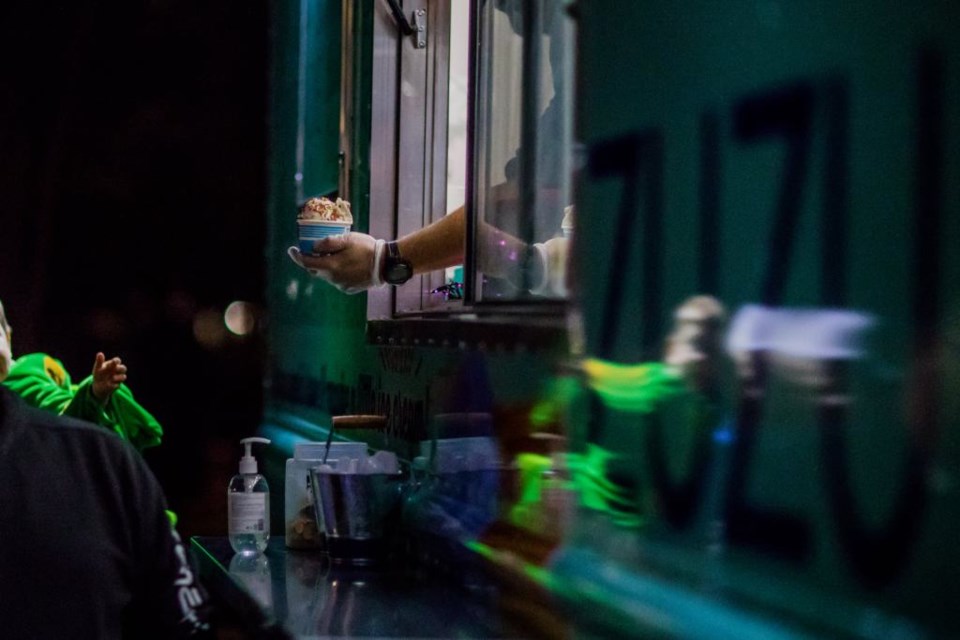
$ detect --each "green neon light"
[529,376,581,427]
[570,444,646,529]
[510,445,646,531]
[582,359,685,413]
[465,540,553,586]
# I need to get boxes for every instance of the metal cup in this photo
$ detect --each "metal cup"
[309,468,402,542]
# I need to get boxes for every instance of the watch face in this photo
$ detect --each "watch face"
[386,261,413,284]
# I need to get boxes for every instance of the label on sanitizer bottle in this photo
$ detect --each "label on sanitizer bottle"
[229,493,267,533]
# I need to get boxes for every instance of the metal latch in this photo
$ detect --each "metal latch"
[385,0,427,49]
[412,8,427,48]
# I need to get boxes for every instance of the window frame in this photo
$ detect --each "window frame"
[342,0,568,347]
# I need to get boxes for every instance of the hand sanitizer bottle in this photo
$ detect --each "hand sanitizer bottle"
[228,437,271,555]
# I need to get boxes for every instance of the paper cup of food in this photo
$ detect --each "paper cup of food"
[298,220,352,254]
[297,196,354,255]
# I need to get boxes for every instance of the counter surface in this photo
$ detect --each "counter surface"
[191,536,519,639]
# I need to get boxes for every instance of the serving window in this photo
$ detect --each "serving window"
[471,0,575,303]
[349,0,576,334]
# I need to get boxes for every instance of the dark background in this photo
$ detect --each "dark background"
[0,0,269,536]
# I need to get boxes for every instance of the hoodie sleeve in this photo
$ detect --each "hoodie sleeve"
[3,353,163,452]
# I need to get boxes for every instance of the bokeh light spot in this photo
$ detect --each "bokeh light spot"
[224,300,255,336]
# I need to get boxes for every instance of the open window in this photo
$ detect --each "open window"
[469,0,575,304]
[344,0,576,336]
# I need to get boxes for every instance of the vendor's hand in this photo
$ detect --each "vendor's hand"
[529,237,569,297]
[287,232,384,294]
[92,352,126,404]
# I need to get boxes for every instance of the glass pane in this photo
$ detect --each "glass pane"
[442,2,469,295]
[475,0,574,301]
[447,5,469,218]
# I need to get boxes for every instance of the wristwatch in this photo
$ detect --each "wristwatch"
[381,240,414,285]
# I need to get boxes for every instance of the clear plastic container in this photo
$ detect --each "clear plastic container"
[284,441,367,549]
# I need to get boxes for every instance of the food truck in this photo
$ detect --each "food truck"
[195,1,960,637]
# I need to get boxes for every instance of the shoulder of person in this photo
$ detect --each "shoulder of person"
[10,352,71,387]
[10,388,137,453]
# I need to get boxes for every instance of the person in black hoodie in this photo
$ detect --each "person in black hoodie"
[0,312,212,639]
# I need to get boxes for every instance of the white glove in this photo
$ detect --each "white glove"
[528,237,569,297]
[285,234,387,294]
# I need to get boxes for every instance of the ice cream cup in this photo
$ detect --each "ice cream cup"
[297,219,352,255]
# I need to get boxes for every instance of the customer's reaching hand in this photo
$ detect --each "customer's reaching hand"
[91,352,127,405]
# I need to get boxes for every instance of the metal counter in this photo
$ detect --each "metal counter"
[190,536,522,639]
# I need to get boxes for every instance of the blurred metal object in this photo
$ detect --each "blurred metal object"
[310,468,402,563]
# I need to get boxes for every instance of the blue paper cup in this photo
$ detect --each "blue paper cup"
[297,220,352,255]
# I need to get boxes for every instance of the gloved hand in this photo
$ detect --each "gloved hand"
[287,233,386,294]
[528,236,569,298]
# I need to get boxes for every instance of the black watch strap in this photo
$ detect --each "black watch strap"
[382,241,414,285]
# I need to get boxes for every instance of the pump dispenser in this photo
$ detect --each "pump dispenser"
[228,437,271,554]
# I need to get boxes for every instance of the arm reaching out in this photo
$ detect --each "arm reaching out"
[288,207,466,293]
[286,198,561,295]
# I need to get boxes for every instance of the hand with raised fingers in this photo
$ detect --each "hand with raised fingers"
[92,352,127,405]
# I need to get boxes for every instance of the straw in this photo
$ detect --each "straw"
[321,422,335,465]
